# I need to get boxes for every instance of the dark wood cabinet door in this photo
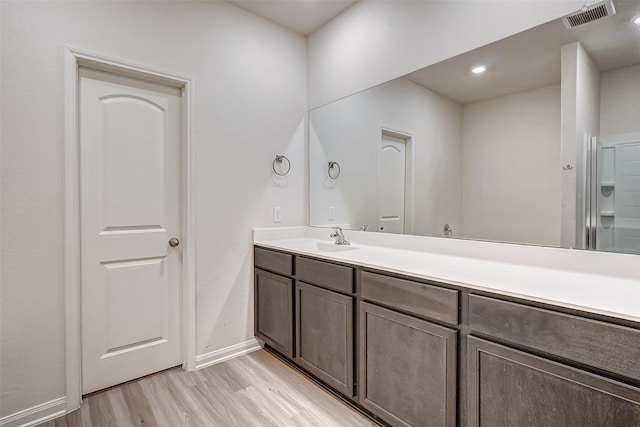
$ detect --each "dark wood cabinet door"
[295,281,354,397]
[255,268,293,358]
[359,302,457,427]
[468,336,640,427]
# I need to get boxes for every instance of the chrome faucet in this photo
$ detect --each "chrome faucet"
[330,227,350,245]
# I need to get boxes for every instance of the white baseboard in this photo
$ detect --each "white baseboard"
[0,340,261,426]
[1,341,261,426]
[0,397,66,427]
[195,338,262,370]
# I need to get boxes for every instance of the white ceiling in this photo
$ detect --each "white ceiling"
[227,0,358,35]
[227,0,640,103]
[406,0,640,105]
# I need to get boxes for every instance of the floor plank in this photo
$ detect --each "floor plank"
[42,349,377,426]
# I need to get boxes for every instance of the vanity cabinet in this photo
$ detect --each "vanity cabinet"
[294,256,355,398]
[254,268,294,358]
[468,294,640,427]
[468,294,640,380]
[254,245,640,427]
[359,302,457,427]
[254,248,356,398]
[254,247,294,358]
[468,337,640,426]
[295,281,354,398]
[358,271,458,427]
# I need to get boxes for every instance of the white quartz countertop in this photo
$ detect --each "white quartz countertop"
[254,236,640,325]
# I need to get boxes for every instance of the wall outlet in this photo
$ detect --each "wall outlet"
[328,206,335,221]
[273,207,282,223]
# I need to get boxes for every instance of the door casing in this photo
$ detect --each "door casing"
[63,47,196,412]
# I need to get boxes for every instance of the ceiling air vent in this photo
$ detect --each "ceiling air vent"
[563,0,616,28]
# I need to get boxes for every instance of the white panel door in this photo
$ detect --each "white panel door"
[80,68,182,394]
[378,135,406,234]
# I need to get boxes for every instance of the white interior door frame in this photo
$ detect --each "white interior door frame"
[63,47,196,412]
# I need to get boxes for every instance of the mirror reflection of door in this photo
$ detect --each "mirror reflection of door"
[378,132,407,233]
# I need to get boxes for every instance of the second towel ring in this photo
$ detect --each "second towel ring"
[328,161,341,179]
[273,155,291,176]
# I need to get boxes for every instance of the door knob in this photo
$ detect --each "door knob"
[168,237,180,247]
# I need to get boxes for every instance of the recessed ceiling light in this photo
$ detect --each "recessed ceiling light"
[471,66,487,74]
[634,16,640,24]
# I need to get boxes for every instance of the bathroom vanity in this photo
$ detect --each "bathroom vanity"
[253,231,640,427]
[252,2,640,425]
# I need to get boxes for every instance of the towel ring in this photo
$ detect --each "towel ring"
[328,161,341,179]
[273,155,291,176]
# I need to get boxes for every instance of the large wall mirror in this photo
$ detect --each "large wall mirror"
[309,0,640,255]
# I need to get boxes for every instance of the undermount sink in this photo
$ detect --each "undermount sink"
[315,241,360,253]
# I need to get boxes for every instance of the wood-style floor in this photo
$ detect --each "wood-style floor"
[40,349,377,427]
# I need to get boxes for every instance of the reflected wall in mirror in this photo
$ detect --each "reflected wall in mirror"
[309,0,640,255]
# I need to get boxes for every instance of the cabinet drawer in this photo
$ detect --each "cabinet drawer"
[254,247,293,276]
[469,294,640,380]
[361,271,459,325]
[295,257,353,294]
